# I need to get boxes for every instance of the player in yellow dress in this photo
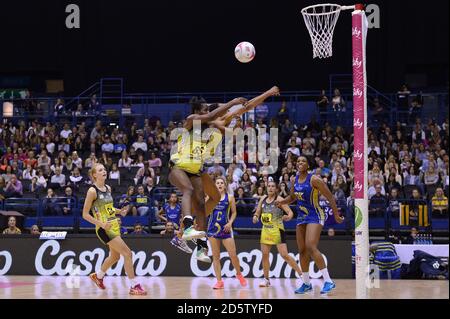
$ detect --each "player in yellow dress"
[252,180,302,287]
[82,163,147,295]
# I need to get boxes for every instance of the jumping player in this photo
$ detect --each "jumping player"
[253,180,303,287]
[82,163,147,295]
[276,156,344,294]
[206,176,247,289]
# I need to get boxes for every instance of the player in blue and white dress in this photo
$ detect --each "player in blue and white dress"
[276,156,344,294]
[206,176,247,290]
[158,192,192,254]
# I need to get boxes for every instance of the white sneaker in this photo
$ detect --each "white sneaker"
[170,236,193,254]
[259,278,271,287]
[195,247,211,263]
[182,226,206,241]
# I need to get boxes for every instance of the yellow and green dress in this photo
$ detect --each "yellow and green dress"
[170,127,222,176]
[260,196,286,245]
[91,185,120,245]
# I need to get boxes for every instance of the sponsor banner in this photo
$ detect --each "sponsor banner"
[0,235,352,278]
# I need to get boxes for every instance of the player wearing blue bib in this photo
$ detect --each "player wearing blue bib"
[158,192,192,254]
[276,156,344,295]
[158,193,182,228]
[206,177,247,290]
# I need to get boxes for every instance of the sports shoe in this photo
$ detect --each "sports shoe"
[295,283,313,294]
[170,236,193,254]
[195,247,211,263]
[320,281,336,294]
[182,226,206,241]
[259,278,271,287]
[129,284,147,296]
[89,273,105,290]
[213,280,224,290]
[236,274,247,287]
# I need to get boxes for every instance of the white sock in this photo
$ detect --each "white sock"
[97,270,105,279]
[321,268,332,283]
[130,278,138,288]
[302,272,310,284]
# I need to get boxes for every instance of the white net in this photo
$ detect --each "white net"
[301,4,343,58]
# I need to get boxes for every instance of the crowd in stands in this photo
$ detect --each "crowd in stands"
[1,88,448,234]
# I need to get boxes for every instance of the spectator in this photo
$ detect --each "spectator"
[317,89,329,110]
[114,136,127,154]
[131,223,148,235]
[369,162,384,186]
[279,182,289,198]
[50,158,65,174]
[132,135,148,153]
[60,123,72,139]
[135,163,155,185]
[5,175,23,198]
[68,167,84,189]
[404,166,421,186]
[61,186,76,215]
[368,179,386,199]
[101,135,114,153]
[37,150,51,175]
[235,187,248,206]
[131,154,145,168]
[43,188,62,216]
[65,157,74,172]
[369,184,387,217]
[119,186,137,216]
[35,170,48,190]
[50,167,66,189]
[22,164,37,180]
[135,185,150,216]
[99,152,113,171]
[160,221,176,237]
[386,173,402,194]
[30,224,41,235]
[285,140,301,158]
[387,188,401,218]
[71,151,83,169]
[332,183,346,203]
[431,187,448,218]
[277,101,289,123]
[423,165,439,186]
[332,88,345,112]
[2,216,21,234]
[239,172,253,195]
[327,228,336,237]
[207,163,226,177]
[148,152,162,169]
[23,151,37,169]
[118,150,133,168]
[336,175,348,194]
[404,227,419,244]
[252,186,266,200]
[109,163,120,181]
[84,153,97,168]
[54,99,65,115]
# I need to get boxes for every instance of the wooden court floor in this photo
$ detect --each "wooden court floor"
[0,276,448,299]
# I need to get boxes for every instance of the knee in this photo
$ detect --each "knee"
[280,251,290,259]
[112,253,121,263]
[306,245,318,256]
[122,248,133,260]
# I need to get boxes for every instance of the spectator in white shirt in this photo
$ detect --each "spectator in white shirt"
[36,169,48,189]
[45,136,55,155]
[285,140,300,158]
[60,123,72,139]
[132,135,148,153]
[109,163,121,181]
[71,151,83,169]
[22,164,37,180]
[101,136,114,153]
[118,151,133,168]
[368,178,386,199]
[368,140,381,155]
[50,167,66,188]
[84,153,97,168]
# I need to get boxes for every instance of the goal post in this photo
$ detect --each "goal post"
[301,3,370,299]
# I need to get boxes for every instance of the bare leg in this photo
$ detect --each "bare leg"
[108,237,135,280]
[209,237,222,281]
[201,173,220,216]
[296,224,309,272]
[222,238,242,276]
[168,168,194,217]
[100,248,121,273]
[276,243,302,276]
[305,224,326,269]
[261,243,272,280]
[190,176,206,231]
